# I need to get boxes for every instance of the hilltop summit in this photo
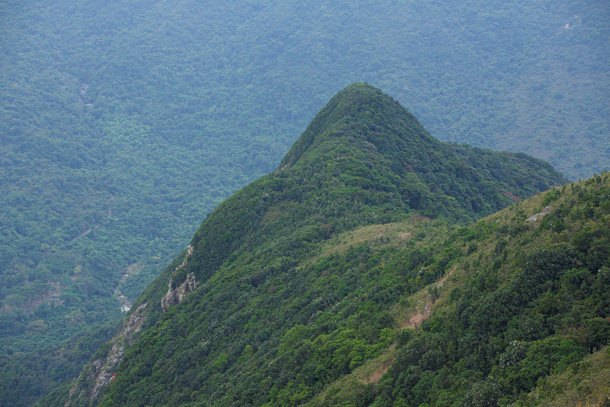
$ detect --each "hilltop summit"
[280,83,437,169]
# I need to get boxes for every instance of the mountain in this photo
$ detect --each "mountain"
[306,173,610,407]
[2,2,609,403]
[36,84,579,407]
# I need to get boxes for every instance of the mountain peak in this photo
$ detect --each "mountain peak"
[280,83,436,169]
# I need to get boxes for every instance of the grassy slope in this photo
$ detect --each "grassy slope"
[306,173,610,406]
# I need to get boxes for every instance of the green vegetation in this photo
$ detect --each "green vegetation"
[0,322,120,407]
[508,345,610,407]
[39,85,582,407]
[2,1,608,403]
[369,175,610,406]
[306,175,610,407]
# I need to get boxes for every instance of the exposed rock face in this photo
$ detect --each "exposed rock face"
[89,302,147,398]
[65,302,148,405]
[526,206,551,223]
[161,272,198,311]
[63,245,196,405]
[161,245,197,311]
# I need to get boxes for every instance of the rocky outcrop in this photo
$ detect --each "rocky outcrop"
[161,272,198,311]
[64,245,195,406]
[526,206,551,223]
[65,302,148,405]
[161,245,197,311]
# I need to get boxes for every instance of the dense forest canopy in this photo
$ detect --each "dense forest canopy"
[0,0,608,405]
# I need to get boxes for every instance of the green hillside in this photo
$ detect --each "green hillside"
[303,174,610,407]
[38,85,582,407]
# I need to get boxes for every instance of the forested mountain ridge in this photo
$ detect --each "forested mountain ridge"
[2,1,608,404]
[38,84,575,407]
